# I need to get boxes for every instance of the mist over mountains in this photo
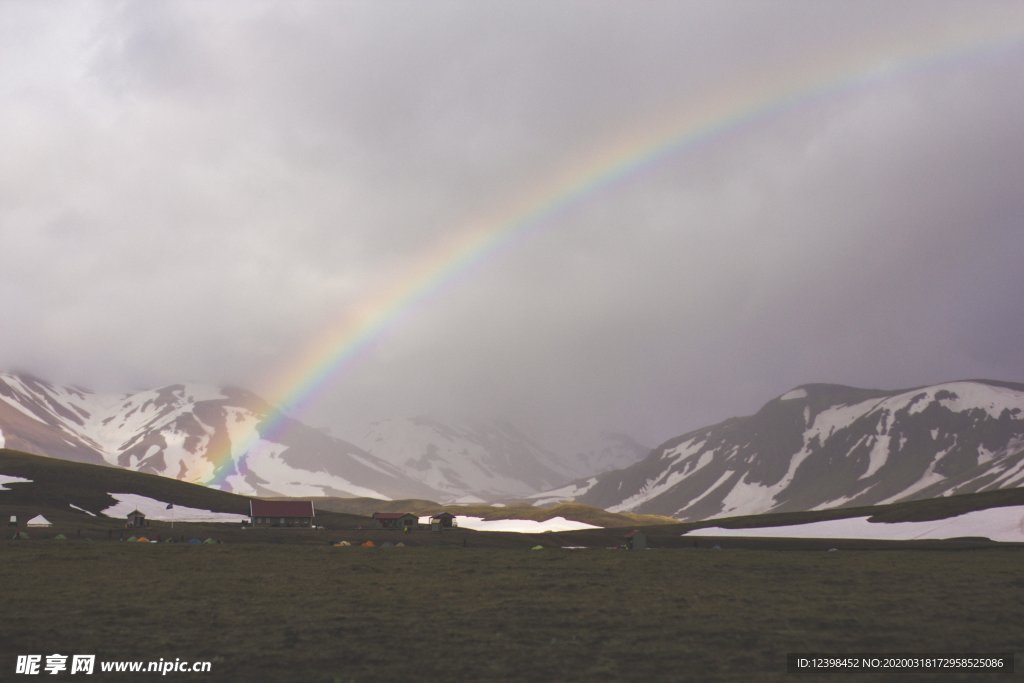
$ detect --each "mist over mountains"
[354,417,647,501]
[2,370,1023,521]
[0,371,644,502]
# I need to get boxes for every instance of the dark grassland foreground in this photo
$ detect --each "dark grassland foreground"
[2,544,1022,683]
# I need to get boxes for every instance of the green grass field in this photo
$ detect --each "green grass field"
[3,542,1021,682]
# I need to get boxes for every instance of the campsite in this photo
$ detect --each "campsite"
[2,449,1023,680]
[3,533,1022,681]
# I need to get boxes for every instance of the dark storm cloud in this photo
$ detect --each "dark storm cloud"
[1,1,1022,450]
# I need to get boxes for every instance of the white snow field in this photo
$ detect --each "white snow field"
[417,515,601,533]
[101,493,249,523]
[686,505,1024,542]
[0,474,32,490]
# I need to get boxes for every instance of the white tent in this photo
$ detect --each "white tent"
[26,514,52,527]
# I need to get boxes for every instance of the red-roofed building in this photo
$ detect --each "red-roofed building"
[249,500,315,528]
[372,512,418,530]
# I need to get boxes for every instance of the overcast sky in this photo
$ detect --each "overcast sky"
[2,1,1023,451]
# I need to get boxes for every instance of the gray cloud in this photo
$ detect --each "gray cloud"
[1,1,1022,452]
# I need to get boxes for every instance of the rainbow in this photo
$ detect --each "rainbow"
[206,23,1024,487]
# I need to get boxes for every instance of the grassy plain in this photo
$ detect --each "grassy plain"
[2,541,1021,682]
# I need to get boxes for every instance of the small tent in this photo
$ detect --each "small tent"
[136,536,149,543]
[530,545,544,551]
[189,538,202,545]
[203,538,217,544]
[26,515,52,528]
[361,540,376,548]
[126,536,137,542]
[54,533,67,540]
[333,540,351,547]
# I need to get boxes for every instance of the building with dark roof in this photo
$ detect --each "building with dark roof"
[126,510,147,528]
[372,512,418,530]
[429,512,457,530]
[249,500,315,528]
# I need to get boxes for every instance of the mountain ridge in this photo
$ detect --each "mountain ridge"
[545,379,1024,520]
[0,371,437,500]
[0,371,645,502]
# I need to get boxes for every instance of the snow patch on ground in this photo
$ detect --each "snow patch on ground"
[0,427,4,448]
[0,386,45,421]
[101,493,249,523]
[450,515,601,533]
[719,475,777,516]
[990,456,1024,488]
[875,458,947,505]
[239,441,391,499]
[0,474,32,490]
[932,382,1024,419]
[663,437,704,464]
[902,382,1024,419]
[859,434,891,480]
[779,388,807,401]
[686,505,1024,542]
[608,468,690,513]
[69,503,96,516]
[809,397,884,439]
[681,449,715,476]
[675,470,734,516]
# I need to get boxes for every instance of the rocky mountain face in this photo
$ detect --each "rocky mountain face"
[0,372,436,500]
[554,381,1024,520]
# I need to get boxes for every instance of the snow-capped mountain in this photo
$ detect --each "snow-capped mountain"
[354,416,582,500]
[547,380,1024,520]
[0,371,436,500]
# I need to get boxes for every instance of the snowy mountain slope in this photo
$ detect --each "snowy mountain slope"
[354,417,581,499]
[0,373,111,465]
[546,380,1024,520]
[0,372,436,500]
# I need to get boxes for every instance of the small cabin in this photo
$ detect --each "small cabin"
[624,529,647,551]
[249,500,315,528]
[372,512,418,530]
[126,510,148,528]
[429,512,457,531]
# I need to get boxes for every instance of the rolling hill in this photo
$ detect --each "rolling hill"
[0,448,656,535]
